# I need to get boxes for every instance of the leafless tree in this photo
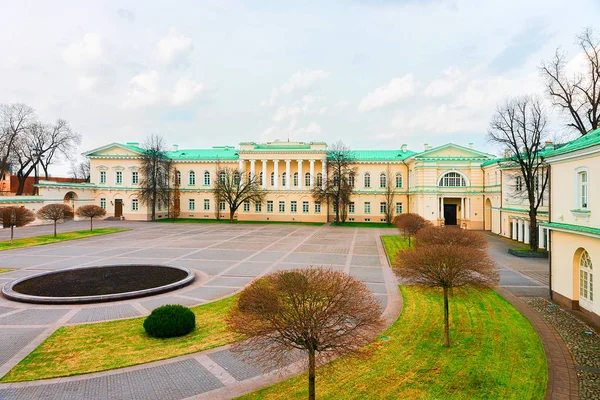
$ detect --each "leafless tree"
[0,206,35,242]
[36,204,73,237]
[415,226,487,248]
[488,96,549,250]
[383,165,398,226]
[137,135,173,221]
[69,158,91,181]
[393,213,432,246]
[311,141,356,225]
[541,27,600,136]
[75,205,106,231]
[0,104,35,181]
[213,165,267,222]
[227,267,382,400]
[394,235,497,347]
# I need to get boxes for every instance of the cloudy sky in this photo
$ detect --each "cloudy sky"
[2,0,599,173]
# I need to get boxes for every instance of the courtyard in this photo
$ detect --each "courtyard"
[0,221,573,399]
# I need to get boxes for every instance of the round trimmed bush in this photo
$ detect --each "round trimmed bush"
[143,304,196,338]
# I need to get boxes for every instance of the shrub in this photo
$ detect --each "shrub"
[143,305,196,338]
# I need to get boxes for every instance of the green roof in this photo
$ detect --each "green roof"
[168,147,239,160]
[480,145,559,167]
[544,128,600,158]
[350,149,416,161]
[541,221,600,237]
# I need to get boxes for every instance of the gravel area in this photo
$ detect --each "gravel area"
[523,297,600,400]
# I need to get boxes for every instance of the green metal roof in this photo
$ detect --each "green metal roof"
[544,128,600,158]
[541,221,600,237]
[350,149,416,161]
[480,145,560,167]
[167,147,239,160]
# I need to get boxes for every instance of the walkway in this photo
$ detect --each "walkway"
[0,222,401,399]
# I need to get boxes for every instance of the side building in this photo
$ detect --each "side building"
[543,128,600,325]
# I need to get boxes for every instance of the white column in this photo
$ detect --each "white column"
[297,160,303,190]
[466,197,470,219]
[273,160,279,189]
[309,160,315,189]
[261,160,267,189]
[321,159,327,189]
[440,197,445,219]
[539,226,545,249]
[524,220,530,244]
[285,160,291,190]
[517,220,523,242]
[250,160,256,181]
[512,219,517,240]
[239,160,245,184]
[460,197,465,220]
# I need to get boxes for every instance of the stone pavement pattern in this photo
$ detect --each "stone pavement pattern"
[0,221,399,399]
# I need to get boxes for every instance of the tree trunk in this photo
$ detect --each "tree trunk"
[90,217,93,232]
[308,348,316,400]
[10,226,14,243]
[229,208,235,222]
[529,208,538,251]
[443,286,450,348]
[53,220,57,238]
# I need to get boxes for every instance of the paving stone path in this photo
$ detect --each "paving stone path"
[0,221,401,400]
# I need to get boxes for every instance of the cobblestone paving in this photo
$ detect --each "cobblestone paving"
[523,298,600,400]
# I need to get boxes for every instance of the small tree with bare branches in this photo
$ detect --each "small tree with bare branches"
[227,267,382,400]
[394,229,497,347]
[393,213,432,246]
[75,205,106,232]
[415,226,487,248]
[0,206,35,242]
[383,165,398,225]
[36,204,73,237]
[213,166,267,222]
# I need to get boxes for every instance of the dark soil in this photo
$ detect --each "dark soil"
[13,265,189,297]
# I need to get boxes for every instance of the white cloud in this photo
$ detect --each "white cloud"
[424,66,462,98]
[358,74,417,112]
[169,78,206,105]
[63,33,103,69]
[122,71,160,109]
[260,120,322,142]
[77,75,98,91]
[157,30,193,67]
[262,70,329,106]
[305,121,322,133]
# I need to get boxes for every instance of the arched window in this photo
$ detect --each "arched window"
[293,172,298,186]
[580,250,594,309]
[176,171,181,186]
[204,171,210,186]
[439,172,466,187]
[364,172,371,188]
[379,173,387,188]
[259,172,263,185]
[270,172,275,186]
[233,171,241,185]
[219,171,226,184]
[348,172,355,188]
[305,172,311,187]
[189,171,195,186]
[282,172,287,187]
[395,173,403,188]
[316,173,323,187]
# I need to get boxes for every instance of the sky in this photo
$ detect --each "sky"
[1,0,599,174]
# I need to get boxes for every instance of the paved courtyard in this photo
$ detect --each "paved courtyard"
[0,221,400,399]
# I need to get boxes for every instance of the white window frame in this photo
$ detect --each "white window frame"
[189,171,196,186]
[279,200,285,213]
[379,173,387,188]
[380,202,386,214]
[314,201,321,213]
[267,200,273,212]
[132,199,138,211]
[204,171,211,186]
[115,171,123,185]
[575,167,589,209]
[255,202,262,212]
[305,172,311,187]
[291,200,297,213]
[176,171,181,186]
[131,171,139,185]
[189,199,195,211]
[100,198,106,209]
[302,201,309,213]
[364,202,371,214]
[219,201,226,211]
[395,173,403,188]
[243,201,250,212]
[396,202,403,214]
[270,172,275,186]
[316,173,323,187]
[348,202,355,214]
[293,172,298,187]
[364,173,371,188]
[204,199,210,211]
[438,171,467,187]
[579,249,594,310]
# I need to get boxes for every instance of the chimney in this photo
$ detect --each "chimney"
[545,141,554,151]
[401,144,407,152]
[424,143,429,151]
[172,144,179,151]
[468,142,473,149]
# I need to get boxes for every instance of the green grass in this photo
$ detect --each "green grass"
[333,221,395,228]
[511,248,548,254]
[0,228,130,252]
[240,286,547,400]
[154,218,324,226]
[381,235,410,263]
[0,269,11,274]
[1,296,241,382]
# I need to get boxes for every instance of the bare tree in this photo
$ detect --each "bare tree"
[171,170,181,219]
[0,207,36,242]
[137,135,173,221]
[383,165,398,226]
[36,204,73,237]
[311,141,356,225]
[393,213,432,246]
[541,27,600,136]
[213,165,266,222]
[69,158,91,181]
[415,226,487,248]
[394,232,497,347]
[227,267,382,400]
[0,104,35,181]
[488,96,549,250]
[37,119,81,180]
[75,205,106,231]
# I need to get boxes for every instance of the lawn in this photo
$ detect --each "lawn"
[333,221,395,228]
[381,235,410,263]
[240,286,547,400]
[0,228,130,252]
[0,269,11,274]
[1,296,241,382]
[154,218,323,226]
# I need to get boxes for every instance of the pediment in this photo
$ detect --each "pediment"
[414,143,494,160]
[83,143,143,157]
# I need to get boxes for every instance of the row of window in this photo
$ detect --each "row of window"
[98,171,138,185]
[343,202,403,214]
[188,199,322,213]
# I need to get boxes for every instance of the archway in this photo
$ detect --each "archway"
[484,198,492,231]
[63,192,78,218]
